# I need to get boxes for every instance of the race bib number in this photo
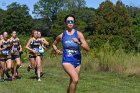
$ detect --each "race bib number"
[66,50,78,57]
[13,47,18,52]
[2,50,10,56]
[39,46,44,53]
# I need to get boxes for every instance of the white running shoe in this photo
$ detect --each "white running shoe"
[38,78,41,81]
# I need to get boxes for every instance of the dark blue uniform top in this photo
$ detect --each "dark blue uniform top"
[62,30,81,63]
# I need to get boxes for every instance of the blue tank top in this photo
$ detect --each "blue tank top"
[62,30,81,62]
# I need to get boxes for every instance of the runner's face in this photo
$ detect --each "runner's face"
[12,31,16,37]
[33,31,38,38]
[38,32,41,38]
[66,17,75,29]
[0,35,3,40]
[3,32,8,38]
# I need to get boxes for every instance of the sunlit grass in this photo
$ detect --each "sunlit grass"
[0,62,140,93]
[4,37,140,93]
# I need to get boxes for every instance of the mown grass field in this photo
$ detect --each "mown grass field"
[0,60,140,93]
[1,38,140,93]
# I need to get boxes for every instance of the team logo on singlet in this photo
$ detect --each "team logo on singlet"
[66,49,78,57]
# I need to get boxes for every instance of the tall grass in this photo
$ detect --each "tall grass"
[18,35,140,76]
[82,43,140,76]
[19,34,30,62]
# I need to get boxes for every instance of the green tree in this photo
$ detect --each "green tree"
[126,5,140,52]
[126,5,140,18]
[33,0,86,38]
[115,0,135,51]
[0,2,33,35]
[67,7,95,35]
[0,9,5,34]
[90,0,135,51]
[33,0,65,29]
[52,10,88,38]
[93,0,116,35]
[66,0,86,10]
[132,13,140,51]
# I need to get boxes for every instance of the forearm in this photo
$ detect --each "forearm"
[19,45,23,51]
[0,47,6,51]
[75,40,90,51]
[44,42,49,46]
[81,44,90,52]
[52,44,58,51]
[42,39,49,46]
[26,46,34,52]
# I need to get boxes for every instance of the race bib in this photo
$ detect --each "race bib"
[33,48,39,53]
[13,47,18,52]
[2,50,10,56]
[66,49,78,57]
[39,46,44,53]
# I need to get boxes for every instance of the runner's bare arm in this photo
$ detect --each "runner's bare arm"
[18,39,23,52]
[0,41,6,51]
[19,45,23,52]
[78,31,90,52]
[42,38,49,46]
[25,38,34,52]
[52,33,63,54]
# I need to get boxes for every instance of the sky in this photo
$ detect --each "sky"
[0,0,140,17]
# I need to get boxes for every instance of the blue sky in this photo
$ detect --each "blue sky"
[86,0,140,8]
[0,0,140,17]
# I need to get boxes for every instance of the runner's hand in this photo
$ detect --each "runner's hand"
[19,49,22,53]
[55,49,63,55]
[72,38,81,45]
[11,50,14,53]
[32,50,38,54]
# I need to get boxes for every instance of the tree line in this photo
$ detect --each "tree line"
[0,0,140,52]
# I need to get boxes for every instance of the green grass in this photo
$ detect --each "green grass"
[0,62,140,93]
[2,39,140,93]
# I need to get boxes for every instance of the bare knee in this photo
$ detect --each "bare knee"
[32,66,35,69]
[17,63,21,67]
[16,60,21,66]
[37,65,41,70]
[1,67,5,71]
[72,77,79,84]
[31,64,36,69]
[7,67,11,70]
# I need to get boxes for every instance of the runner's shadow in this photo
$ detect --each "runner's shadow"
[4,78,12,81]
[29,76,37,79]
